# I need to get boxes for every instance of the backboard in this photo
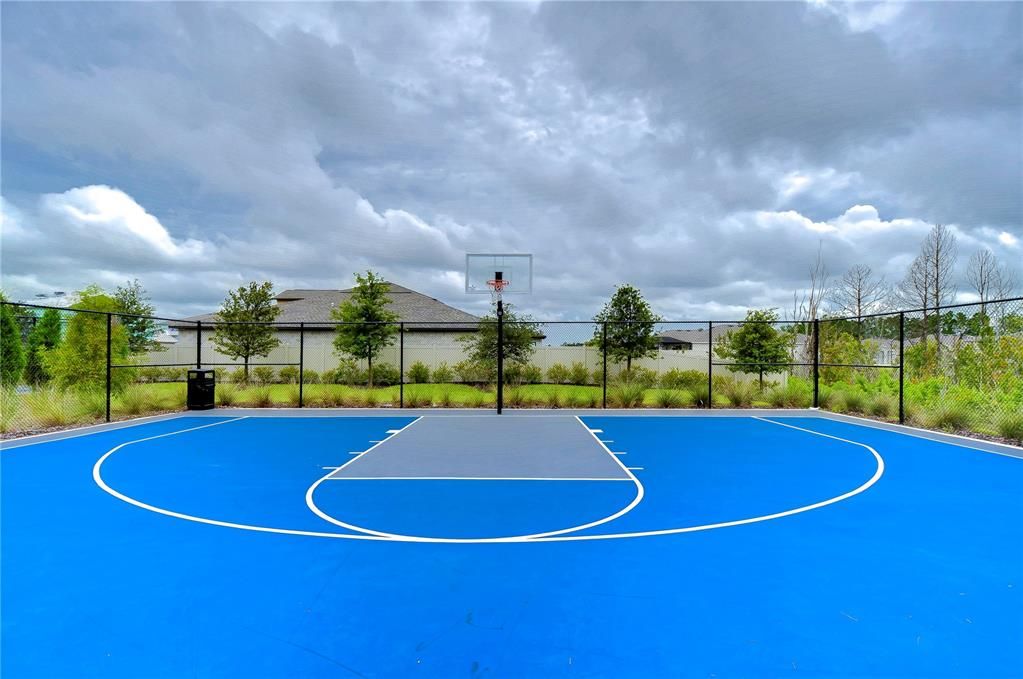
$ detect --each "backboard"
[465,253,533,295]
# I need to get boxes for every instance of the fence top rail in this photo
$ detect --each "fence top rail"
[1,300,199,325]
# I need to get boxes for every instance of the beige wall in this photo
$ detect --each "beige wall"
[148,330,786,383]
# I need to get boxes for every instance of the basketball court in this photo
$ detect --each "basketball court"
[2,409,1021,676]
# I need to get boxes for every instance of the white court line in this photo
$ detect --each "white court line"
[328,417,425,475]
[627,467,644,471]
[303,417,646,543]
[328,476,635,481]
[589,429,603,434]
[613,452,627,456]
[601,440,614,444]
[93,415,886,544]
[386,429,402,434]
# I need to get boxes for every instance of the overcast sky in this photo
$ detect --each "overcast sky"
[1,1,1020,320]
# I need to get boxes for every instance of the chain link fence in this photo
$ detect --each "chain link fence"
[2,298,1021,444]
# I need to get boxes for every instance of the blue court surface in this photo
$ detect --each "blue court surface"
[2,411,1021,677]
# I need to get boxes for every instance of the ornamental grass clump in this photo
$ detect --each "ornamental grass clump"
[609,382,646,408]
[867,393,897,420]
[925,403,973,432]
[994,410,1023,444]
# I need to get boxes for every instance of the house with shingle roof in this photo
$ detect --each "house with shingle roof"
[165,283,481,372]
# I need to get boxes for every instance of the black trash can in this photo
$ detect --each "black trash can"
[187,369,216,410]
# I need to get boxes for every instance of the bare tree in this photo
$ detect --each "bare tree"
[922,224,958,310]
[791,244,830,364]
[898,250,932,339]
[922,224,957,357]
[831,264,888,325]
[967,249,1000,313]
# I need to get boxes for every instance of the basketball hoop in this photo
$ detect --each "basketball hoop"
[487,278,510,303]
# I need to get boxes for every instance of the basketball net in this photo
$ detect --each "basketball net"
[487,278,509,304]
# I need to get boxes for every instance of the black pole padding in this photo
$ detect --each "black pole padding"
[105,313,112,422]
[602,322,608,409]
[496,301,504,414]
[707,321,713,409]
[298,322,305,408]
[899,312,905,424]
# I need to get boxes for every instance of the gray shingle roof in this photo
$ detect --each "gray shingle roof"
[172,283,480,330]
[658,325,739,344]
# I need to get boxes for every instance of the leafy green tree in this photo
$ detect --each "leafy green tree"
[331,272,399,387]
[592,284,662,371]
[25,308,63,385]
[114,279,161,354]
[458,303,539,382]
[715,308,790,389]
[0,295,26,387]
[211,282,281,380]
[42,286,132,392]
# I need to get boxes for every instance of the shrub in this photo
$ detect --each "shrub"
[655,389,688,408]
[405,387,431,408]
[506,388,526,407]
[994,411,1023,444]
[867,393,897,419]
[77,389,108,420]
[454,360,491,384]
[217,384,239,406]
[331,359,366,385]
[253,366,276,385]
[547,363,570,384]
[503,362,523,385]
[522,364,543,384]
[361,390,381,407]
[117,388,153,416]
[407,361,430,384]
[768,382,811,409]
[250,386,275,408]
[318,388,345,407]
[720,380,759,408]
[660,369,705,391]
[369,363,400,387]
[25,387,82,427]
[568,362,590,386]
[464,390,486,408]
[302,369,320,384]
[279,366,300,384]
[925,404,973,432]
[586,391,601,408]
[842,390,868,414]
[432,363,454,383]
[162,385,188,410]
[229,367,248,384]
[437,389,453,408]
[609,382,646,408]
[545,390,563,408]
[592,368,604,386]
[284,386,301,406]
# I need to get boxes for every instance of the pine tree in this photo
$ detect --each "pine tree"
[25,308,63,385]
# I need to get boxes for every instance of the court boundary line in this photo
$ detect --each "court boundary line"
[91,414,884,543]
[328,476,635,481]
[813,411,1023,459]
[305,416,645,542]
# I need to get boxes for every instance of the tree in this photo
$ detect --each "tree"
[831,264,887,327]
[968,249,1018,312]
[458,303,539,382]
[0,295,26,387]
[591,284,662,371]
[41,286,132,392]
[24,308,63,385]
[114,279,160,354]
[715,308,790,389]
[331,272,399,387]
[791,244,830,363]
[211,282,281,380]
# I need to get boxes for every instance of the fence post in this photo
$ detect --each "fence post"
[196,320,202,369]
[899,312,905,424]
[602,322,608,409]
[496,305,504,414]
[812,318,820,408]
[298,322,305,408]
[105,313,112,422]
[399,323,404,408]
[707,321,713,409]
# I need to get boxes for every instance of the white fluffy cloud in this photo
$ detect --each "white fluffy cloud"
[1,2,1019,319]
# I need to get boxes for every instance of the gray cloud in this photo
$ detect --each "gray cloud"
[1,2,1019,321]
